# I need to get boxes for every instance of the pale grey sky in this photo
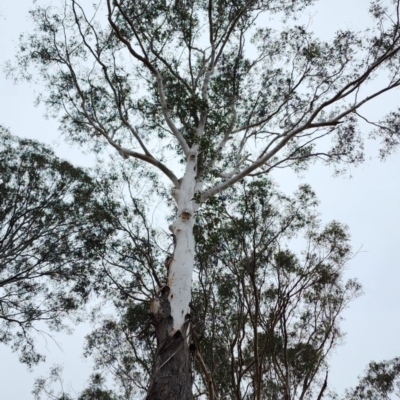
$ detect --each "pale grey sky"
[1,0,399,398]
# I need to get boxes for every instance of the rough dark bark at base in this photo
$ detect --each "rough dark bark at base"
[147,287,193,400]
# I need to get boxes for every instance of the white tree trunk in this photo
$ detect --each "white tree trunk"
[167,150,199,331]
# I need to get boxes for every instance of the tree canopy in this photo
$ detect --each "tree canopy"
[0,126,115,366]
[9,0,400,188]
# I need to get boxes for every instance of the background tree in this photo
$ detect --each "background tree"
[344,357,400,399]
[35,357,400,400]
[191,180,361,400]
[0,126,115,367]
[8,0,400,396]
[33,366,122,400]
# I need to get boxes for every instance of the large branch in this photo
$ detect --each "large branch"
[102,133,180,188]
[200,78,400,201]
[71,1,153,157]
[305,39,400,125]
[202,32,400,199]
[58,40,180,186]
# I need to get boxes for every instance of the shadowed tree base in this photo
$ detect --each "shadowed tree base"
[147,287,193,400]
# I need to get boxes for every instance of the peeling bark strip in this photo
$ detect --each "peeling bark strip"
[168,151,198,331]
[148,287,193,400]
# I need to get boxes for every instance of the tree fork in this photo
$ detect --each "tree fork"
[148,286,193,400]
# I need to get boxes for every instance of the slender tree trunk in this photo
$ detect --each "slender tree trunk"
[147,151,199,399]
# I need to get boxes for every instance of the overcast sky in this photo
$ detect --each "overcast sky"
[1,0,400,398]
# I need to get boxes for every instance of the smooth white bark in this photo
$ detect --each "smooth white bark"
[168,150,199,331]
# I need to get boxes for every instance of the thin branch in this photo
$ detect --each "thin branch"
[106,0,190,156]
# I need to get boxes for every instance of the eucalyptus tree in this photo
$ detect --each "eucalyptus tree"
[10,0,400,397]
[0,126,115,367]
